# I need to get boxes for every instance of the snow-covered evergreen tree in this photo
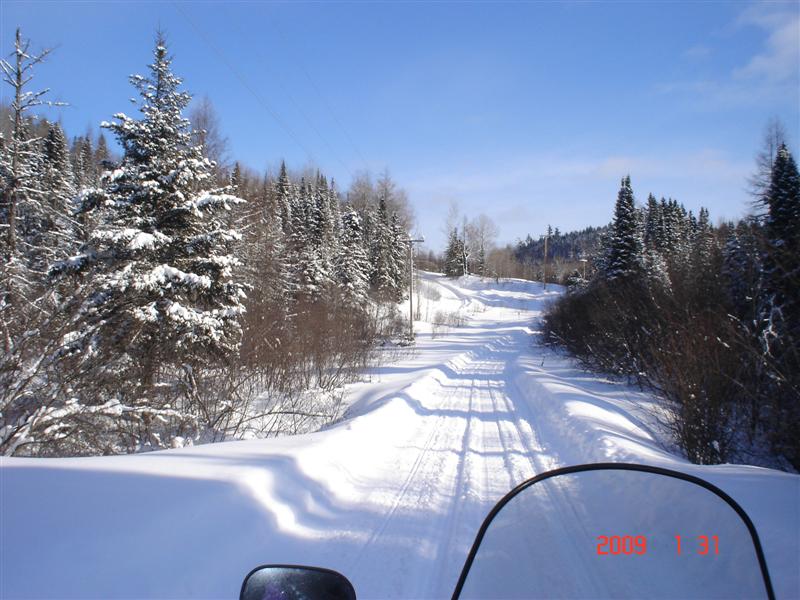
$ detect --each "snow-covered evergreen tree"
[603,175,643,280]
[689,207,714,276]
[390,213,408,295]
[722,222,761,320]
[476,242,486,276]
[761,144,800,348]
[292,179,326,302]
[62,34,246,388]
[80,134,94,185]
[759,143,800,465]
[275,161,294,237]
[37,124,77,265]
[239,171,291,335]
[643,194,661,251]
[327,179,342,251]
[313,174,336,289]
[70,136,86,188]
[336,208,371,307]
[371,191,400,299]
[0,28,56,318]
[94,133,110,171]
[444,228,465,277]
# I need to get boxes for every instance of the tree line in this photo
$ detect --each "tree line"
[0,30,412,456]
[545,138,799,471]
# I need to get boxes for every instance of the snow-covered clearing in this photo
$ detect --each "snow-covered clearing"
[2,273,798,599]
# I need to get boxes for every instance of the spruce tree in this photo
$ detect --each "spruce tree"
[690,207,714,272]
[643,194,661,251]
[293,178,326,301]
[94,133,110,171]
[275,161,293,238]
[603,175,643,280]
[336,209,370,307]
[63,34,246,389]
[444,228,465,277]
[71,136,86,188]
[722,222,761,321]
[762,144,800,345]
[476,242,486,276]
[390,212,408,299]
[38,124,76,266]
[327,179,342,252]
[0,28,55,322]
[80,133,94,185]
[760,143,800,467]
[241,172,290,331]
[371,191,398,299]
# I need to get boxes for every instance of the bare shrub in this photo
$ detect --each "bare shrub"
[644,309,748,464]
[431,309,467,338]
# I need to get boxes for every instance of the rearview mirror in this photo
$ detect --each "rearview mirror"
[240,564,356,600]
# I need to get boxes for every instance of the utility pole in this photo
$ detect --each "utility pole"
[405,236,425,339]
[543,231,549,290]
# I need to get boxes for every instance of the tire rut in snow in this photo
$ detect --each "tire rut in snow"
[346,380,465,597]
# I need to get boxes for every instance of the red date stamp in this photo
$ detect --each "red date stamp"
[596,535,647,555]
[596,535,719,556]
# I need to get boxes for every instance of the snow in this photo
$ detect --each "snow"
[126,229,167,250]
[1,273,797,599]
[137,264,212,291]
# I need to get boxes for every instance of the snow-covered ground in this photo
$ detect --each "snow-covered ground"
[2,273,797,599]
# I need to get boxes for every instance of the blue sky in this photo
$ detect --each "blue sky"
[2,1,798,250]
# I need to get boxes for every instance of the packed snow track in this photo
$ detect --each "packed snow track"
[2,273,797,599]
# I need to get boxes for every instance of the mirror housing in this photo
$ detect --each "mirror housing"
[239,565,356,600]
[240,564,356,600]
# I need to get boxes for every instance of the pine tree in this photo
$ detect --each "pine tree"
[643,194,661,251]
[62,34,246,389]
[94,133,110,171]
[240,172,291,333]
[80,133,94,185]
[690,207,714,272]
[327,179,342,252]
[38,124,76,267]
[390,212,408,298]
[0,28,55,327]
[371,191,399,299]
[722,222,761,320]
[275,161,293,238]
[336,208,370,307]
[230,162,242,192]
[476,242,486,276]
[292,178,326,301]
[71,136,86,188]
[603,175,643,280]
[760,143,800,466]
[444,228,465,277]
[762,144,800,346]
[273,162,296,300]
[313,174,336,290]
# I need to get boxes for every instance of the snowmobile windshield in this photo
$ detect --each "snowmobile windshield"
[453,464,774,600]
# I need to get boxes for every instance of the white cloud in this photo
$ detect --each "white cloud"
[734,3,800,83]
[661,2,799,107]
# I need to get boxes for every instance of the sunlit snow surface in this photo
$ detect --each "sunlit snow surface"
[2,273,798,599]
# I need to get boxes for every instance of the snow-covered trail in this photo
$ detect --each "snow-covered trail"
[2,273,798,599]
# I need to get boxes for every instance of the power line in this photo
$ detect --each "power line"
[266,13,371,173]
[227,16,356,180]
[172,1,318,167]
